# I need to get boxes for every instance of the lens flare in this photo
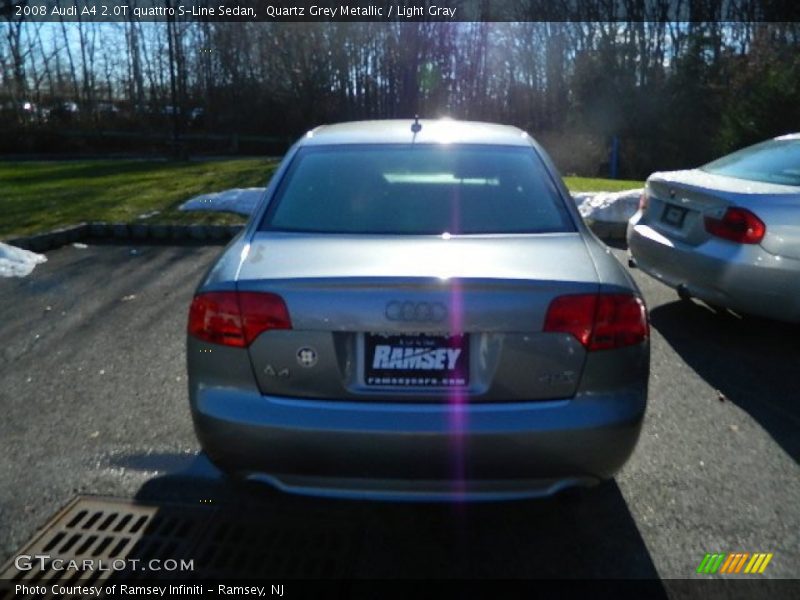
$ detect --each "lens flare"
[447,186,466,500]
[448,279,466,500]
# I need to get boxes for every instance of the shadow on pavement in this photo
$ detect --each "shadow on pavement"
[650,299,800,462]
[115,452,666,582]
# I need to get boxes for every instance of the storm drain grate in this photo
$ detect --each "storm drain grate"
[1,495,359,597]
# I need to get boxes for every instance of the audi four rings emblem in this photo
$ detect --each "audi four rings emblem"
[385,301,447,322]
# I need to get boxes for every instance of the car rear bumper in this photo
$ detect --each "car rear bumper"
[190,386,645,501]
[627,218,800,322]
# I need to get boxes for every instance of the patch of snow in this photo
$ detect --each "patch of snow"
[179,187,265,216]
[572,188,643,224]
[0,242,47,278]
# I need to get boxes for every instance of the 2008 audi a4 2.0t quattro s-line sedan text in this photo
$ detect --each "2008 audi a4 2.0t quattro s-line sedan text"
[186,119,650,501]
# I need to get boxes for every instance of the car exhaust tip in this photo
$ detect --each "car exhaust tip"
[627,255,637,268]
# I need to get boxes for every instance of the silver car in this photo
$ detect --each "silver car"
[187,119,649,501]
[628,134,800,322]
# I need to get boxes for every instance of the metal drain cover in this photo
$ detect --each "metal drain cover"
[1,495,358,595]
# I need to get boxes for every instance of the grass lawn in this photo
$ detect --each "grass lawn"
[563,176,644,193]
[0,159,643,238]
[0,159,278,238]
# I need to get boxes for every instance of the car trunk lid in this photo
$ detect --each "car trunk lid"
[236,232,599,402]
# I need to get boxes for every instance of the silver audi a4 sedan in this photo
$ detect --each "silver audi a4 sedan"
[628,134,800,322]
[187,119,649,501]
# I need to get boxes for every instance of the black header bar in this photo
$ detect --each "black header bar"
[4,0,800,23]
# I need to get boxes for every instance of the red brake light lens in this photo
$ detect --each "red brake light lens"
[238,292,292,345]
[188,291,291,347]
[590,294,649,351]
[188,292,245,347]
[542,294,596,347]
[704,207,765,244]
[544,293,648,351]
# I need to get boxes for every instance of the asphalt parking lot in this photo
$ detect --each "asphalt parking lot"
[0,240,798,582]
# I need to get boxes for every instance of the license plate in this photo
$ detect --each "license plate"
[662,204,688,228]
[364,333,469,387]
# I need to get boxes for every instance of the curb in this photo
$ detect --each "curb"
[5,222,244,252]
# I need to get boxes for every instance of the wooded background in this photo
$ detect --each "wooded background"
[2,11,799,177]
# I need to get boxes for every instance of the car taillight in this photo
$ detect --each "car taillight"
[544,293,648,351]
[704,207,765,244]
[188,291,291,347]
[542,294,596,347]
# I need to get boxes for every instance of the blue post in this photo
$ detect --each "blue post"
[610,136,620,179]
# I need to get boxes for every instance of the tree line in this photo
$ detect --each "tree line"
[2,11,799,177]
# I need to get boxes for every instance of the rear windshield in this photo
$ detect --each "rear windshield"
[700,138,800,187]
[260,145,574,235]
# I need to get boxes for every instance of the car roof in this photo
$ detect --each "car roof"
[299,119,533,147]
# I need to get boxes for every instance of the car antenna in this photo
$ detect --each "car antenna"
[411,115,422,134]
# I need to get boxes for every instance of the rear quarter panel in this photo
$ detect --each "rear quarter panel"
[195,143,301,292]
